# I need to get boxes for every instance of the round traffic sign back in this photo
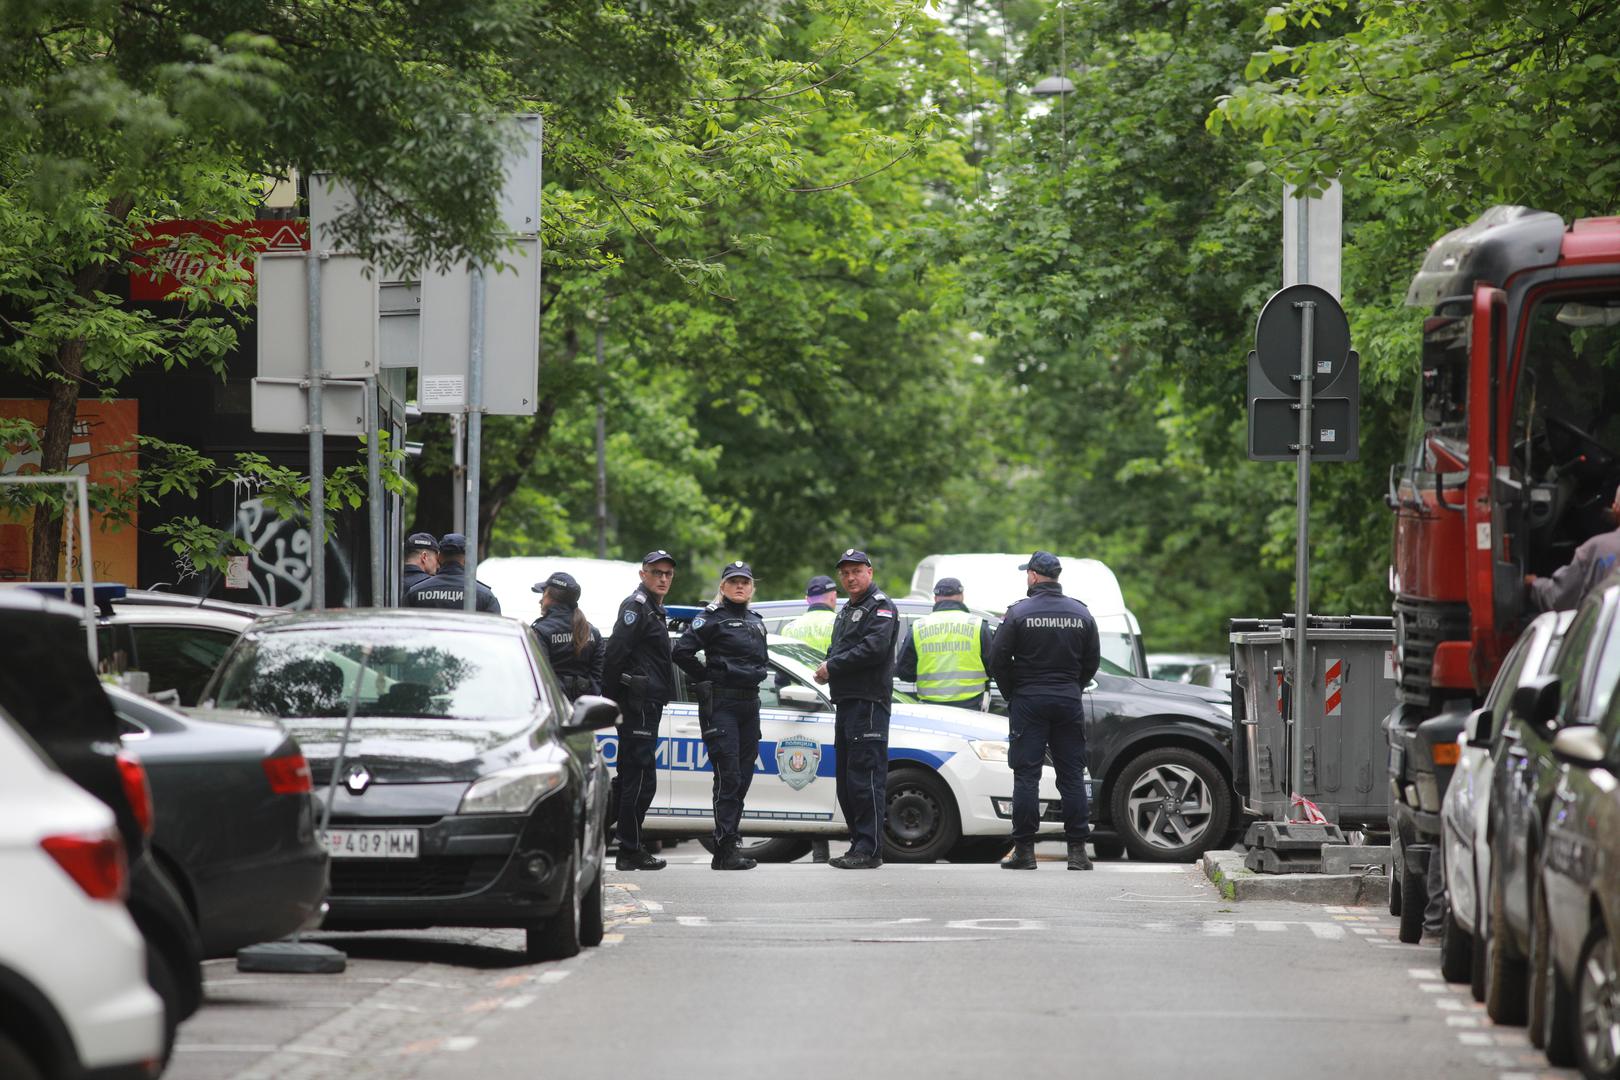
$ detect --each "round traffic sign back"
[1254,284,1350,396]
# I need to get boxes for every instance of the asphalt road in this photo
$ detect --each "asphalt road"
[166,844,1575,1080]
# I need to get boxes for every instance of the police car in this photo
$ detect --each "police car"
[596,634,1071,863]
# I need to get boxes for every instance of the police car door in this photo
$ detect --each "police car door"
[749,659,839,830]
[657,673,708,831]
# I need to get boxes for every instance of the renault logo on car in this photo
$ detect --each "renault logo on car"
[344,765,372,795]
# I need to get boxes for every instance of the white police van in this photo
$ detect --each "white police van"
[597,635,1072,863]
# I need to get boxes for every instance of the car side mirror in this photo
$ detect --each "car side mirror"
[1510,675,1560,734]
[1551,724,1609,769]
[1466,708,1495,748]
[779,685,823,709]
[563,694,620,733]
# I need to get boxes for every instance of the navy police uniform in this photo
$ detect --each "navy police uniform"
[672,562,769,863]
[530,573,604,699]
[601,555,677,858]
[986,552,1100,867]
[825,550,899,862]
[404,533,501,613]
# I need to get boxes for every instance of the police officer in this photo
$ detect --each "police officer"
[781,575,838,653]
[403,533,501,613]
[672,561,769,871]
[400,533,439,597]
[813,549,899,869]
[530,571,603,699]
[601,550,677,871]
[987,551,1099,871]
[896,577,995,709]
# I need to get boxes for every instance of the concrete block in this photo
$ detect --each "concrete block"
[1203,849,1387,905]
[1320,844,1391,875]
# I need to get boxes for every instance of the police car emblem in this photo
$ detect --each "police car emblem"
[623,611,637,625]
[775,735,820,791]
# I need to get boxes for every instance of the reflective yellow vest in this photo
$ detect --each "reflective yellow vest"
[911,610,988,702]
[781,607,836,655]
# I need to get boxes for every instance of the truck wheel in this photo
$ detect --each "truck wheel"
[1109,747,1232,863]
[1398,858,1426,944]
[1440,904,1472,983]
[1485,869,1528,1025]
[883,768,961,863]
[698,837,814,863]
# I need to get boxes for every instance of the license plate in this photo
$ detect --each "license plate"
[321,828,420,859]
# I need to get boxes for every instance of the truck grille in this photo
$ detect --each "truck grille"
[330,855,506,899]
[1393,598,1471,706]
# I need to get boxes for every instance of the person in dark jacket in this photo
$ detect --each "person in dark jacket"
[403,533,501,613]
[896,577,995,709]
[813,549,899,869]
[400,533,439,597]
[672,561,770,871]
[530,571,603,699]
[987,551,1100,871]
[1526,486,1620,611]
[601,550,678,871]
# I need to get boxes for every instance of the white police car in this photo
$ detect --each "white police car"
[597,636,1072,862]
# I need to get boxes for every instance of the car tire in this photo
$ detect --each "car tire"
[580,832,606,948]
[1470,918,1488,1002]
[1485,869,1529,1025]
[1091,840,1126,861]
[1529,878,1552,1049]
[697,837,814,863]
[0,1032,42,1080]
[1388,856,1403,917]
[1398,857,1425,944]
[883,768,962,863]
[946,837,1013,863]
[147,945,181,1067]
[526,847,582,962]
[1109,747,1232,863]
[1575,923,1620,1080]
[1541,909,1577,1066]
[1440,903,1472,983]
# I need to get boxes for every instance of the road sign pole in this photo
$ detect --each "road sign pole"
[306,249,326,611]
[463,266,485,613]
[366,377,384,607]
[1289,299,1316,815]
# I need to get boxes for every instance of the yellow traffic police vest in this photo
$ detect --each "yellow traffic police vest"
[911,610,987,703]
[781,607,836,655]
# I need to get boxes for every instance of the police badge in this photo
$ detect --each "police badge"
[774,735,821,791]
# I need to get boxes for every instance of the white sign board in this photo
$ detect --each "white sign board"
[250,378,368,435]
[416,238,541,416]
[256,253,380,379]
[1283,179,1343,300]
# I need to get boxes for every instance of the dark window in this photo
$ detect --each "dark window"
[132,625,238,706]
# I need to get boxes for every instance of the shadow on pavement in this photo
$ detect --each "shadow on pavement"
[302,932,535,970]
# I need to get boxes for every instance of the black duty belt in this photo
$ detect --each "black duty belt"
[713,687,759,701]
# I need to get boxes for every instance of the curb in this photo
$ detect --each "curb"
[1202,850,1387,905]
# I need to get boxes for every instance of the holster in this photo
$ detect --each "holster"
[619,672,650,702]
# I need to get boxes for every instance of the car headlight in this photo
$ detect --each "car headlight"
[459,763,567,814]
[971,740,1010,762]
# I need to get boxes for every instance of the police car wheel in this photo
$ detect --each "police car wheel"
[695,837,814,863]
[1109,747,1232,863]
[882,767,961,863]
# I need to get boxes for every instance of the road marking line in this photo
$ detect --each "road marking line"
[641,900,665,912]
[945,918,1045,930]
[1305,923,1345,940]
[1457,1032,1494,1046]
[1323,906,1346,914]
[1203,922,1236,936]
[1351,927,1376,935]
[502,995,537,1009]
[1419,983,1447,993]
[443,1037,478,1052]
[600,933,624,944]
[464,999,503,1014]
[1409,968,1442,979]
[495,974,527,989]
[1493,1032,1530,1047]
[1445,1015,1482,1027]
[1436,998,1466,1010]
[677,916,709,926]
[535,970,572,985]
[1253,921,1288,932]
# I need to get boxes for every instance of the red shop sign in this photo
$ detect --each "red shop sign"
[129,220,307,302]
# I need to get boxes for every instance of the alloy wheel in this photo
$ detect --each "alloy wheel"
[1125,763,1213,851]
[1580,933,1620,1074]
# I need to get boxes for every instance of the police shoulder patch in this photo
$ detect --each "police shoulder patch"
[692,617,705,629]
[872,591,887,601]
[623,610,638,625]
[874,607,895,618]
[633,591,647,604]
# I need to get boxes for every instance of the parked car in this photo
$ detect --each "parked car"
[1147,653,1223,683]
[1487,572,1620,1029]
[0,590,204,1062]
[109,684,328,958]
[1541,720,1620,1074]
[1439,610,1571,996]
[196,610,619,961]
[0,709,165,1080]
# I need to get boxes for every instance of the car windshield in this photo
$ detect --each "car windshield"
[210,627,536,721]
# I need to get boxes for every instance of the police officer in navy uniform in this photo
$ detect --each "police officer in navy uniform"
[601,550,677,871]
[672,561,769,871]
[813,549,899,869]
[987,551,1100,871]
[530,571,603,699]
[400,533,440,597]
[403,533,501,613]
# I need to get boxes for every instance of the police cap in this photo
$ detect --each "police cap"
[805,575,837,597]
[720,561,754,582]
[642,549,678,567]
[439,532,468,555]
[835,548,872,568]
[405,532,439,553]
[1019,551,1062,577]
[933,576,965,596]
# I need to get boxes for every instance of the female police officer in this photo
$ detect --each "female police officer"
[672,561,769,871]
[530,571,604,699]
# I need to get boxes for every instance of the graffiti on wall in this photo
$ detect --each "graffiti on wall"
[226,497,354,609]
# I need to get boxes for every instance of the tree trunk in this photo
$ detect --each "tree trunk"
[28,338,90,580]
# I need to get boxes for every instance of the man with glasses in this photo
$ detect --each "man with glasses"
[602,550,678,871]
[814,549,899,869]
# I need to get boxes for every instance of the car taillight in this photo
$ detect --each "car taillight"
[116,750,154,836]
[41,829,128,900]
[263,753,313,795]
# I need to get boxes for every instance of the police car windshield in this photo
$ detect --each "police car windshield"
[771,640,827,670]
[211,627,538,721]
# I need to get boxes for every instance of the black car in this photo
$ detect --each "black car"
[197,610,619,960]
[109,685,329,958]
[0,591,204,1061]
[1485,573,1620,1026]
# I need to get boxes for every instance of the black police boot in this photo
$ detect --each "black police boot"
[711,841,756,871]
[1067,842,1093,871]
[1000,842,1037,870]
[811,839,831,864]
[615,848,667,871]
[827,851,883,870]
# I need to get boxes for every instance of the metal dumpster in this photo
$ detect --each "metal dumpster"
[1229,614,1396,827]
